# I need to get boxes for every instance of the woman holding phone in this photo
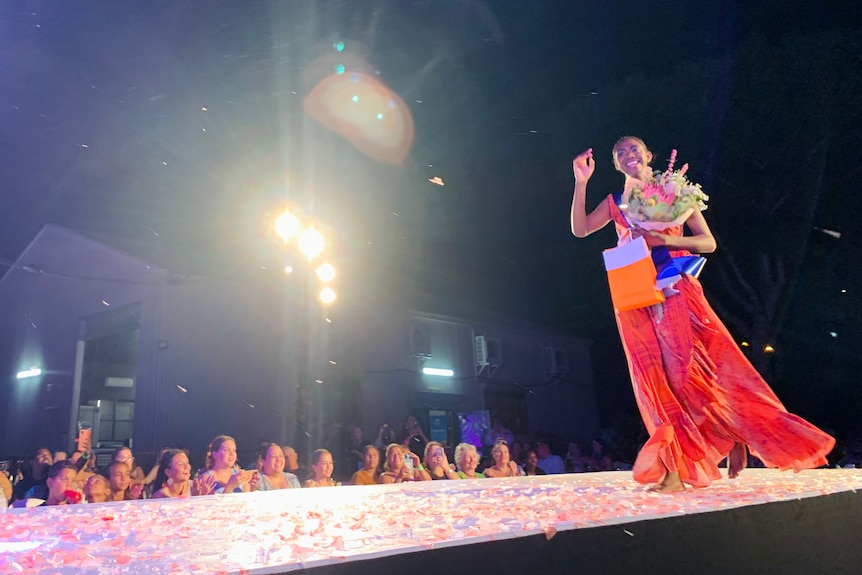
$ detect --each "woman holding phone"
[379,444,430,483]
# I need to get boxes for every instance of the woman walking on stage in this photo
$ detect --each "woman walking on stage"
[570,137,834,492]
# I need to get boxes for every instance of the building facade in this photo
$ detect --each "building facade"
[0,226,598,467]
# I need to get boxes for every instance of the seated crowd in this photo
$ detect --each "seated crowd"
[3,418,623,508]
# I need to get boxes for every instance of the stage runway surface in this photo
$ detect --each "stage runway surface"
[2,468,861,574]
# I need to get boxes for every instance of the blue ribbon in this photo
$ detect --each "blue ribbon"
[653,247,706,289]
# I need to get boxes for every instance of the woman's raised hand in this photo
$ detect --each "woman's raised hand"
[572,149,595,183]
[438,451,451,470]
[248,471,261,491]
[192,474,216,496]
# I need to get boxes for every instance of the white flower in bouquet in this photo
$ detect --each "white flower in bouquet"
[621,149,709,230]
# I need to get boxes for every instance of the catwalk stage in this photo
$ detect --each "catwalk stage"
[2,468,861,575]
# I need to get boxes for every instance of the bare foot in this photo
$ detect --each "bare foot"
[728,443,747,479]
[647,471,685,493]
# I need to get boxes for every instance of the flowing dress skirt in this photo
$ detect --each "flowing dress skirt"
[616,275,834,487]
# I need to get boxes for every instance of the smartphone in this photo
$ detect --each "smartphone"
[403,454,414,474]
[77,427,92,448]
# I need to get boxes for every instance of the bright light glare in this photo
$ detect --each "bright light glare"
[298,226,325,260]
[274,211,301,242]
[319,287,336,304]
[422,367,454,377]
[316,262,336,283]
[17,367,42,379]
[284,265,293,274]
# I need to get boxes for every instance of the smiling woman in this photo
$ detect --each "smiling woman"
[568,137,835,492]
[201,435,259,494]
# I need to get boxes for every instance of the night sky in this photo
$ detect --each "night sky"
[2,1,861,445]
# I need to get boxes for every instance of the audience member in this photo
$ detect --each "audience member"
[107,461,144,501]
[373,424,395,451]
[152,449,216,498]
[379,444,431,483]
[523,449,547,476]
[42,460,83,506]
[201,435,259,493]
[257,443,301,490]
[303,449,340,487]
[350,445,381,485]
[12,447,52,502]
[396,415,429,459]
[423,442,459,480]
[484,440,523,478]
[536,440,565,474]
[83,474,111,503]
[454,443,485,479]
[111,447,148,487]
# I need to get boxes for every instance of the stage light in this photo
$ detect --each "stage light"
[319,287,336,304]
[763,345,775,354]
[740,341,750,347]
[316,262,335,283]
[16,367,42,379]
[298,226,325,260]
[422,367,454,377]
[275,210,301,242]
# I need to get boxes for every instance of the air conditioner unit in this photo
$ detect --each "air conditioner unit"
[475,335,502,377]
[474,335,489,366]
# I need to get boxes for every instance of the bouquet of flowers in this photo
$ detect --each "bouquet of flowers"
[620,149,708,230]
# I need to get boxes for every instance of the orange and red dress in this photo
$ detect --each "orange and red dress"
[607,195,834,487]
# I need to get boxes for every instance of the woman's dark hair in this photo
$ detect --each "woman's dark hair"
[154,449,185,490]
[257,442,281,463]
[47,459,77,479]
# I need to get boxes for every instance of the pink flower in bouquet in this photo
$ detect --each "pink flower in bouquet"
[622,150,708,227]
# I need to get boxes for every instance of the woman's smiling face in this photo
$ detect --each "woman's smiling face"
[613,137,652,178]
